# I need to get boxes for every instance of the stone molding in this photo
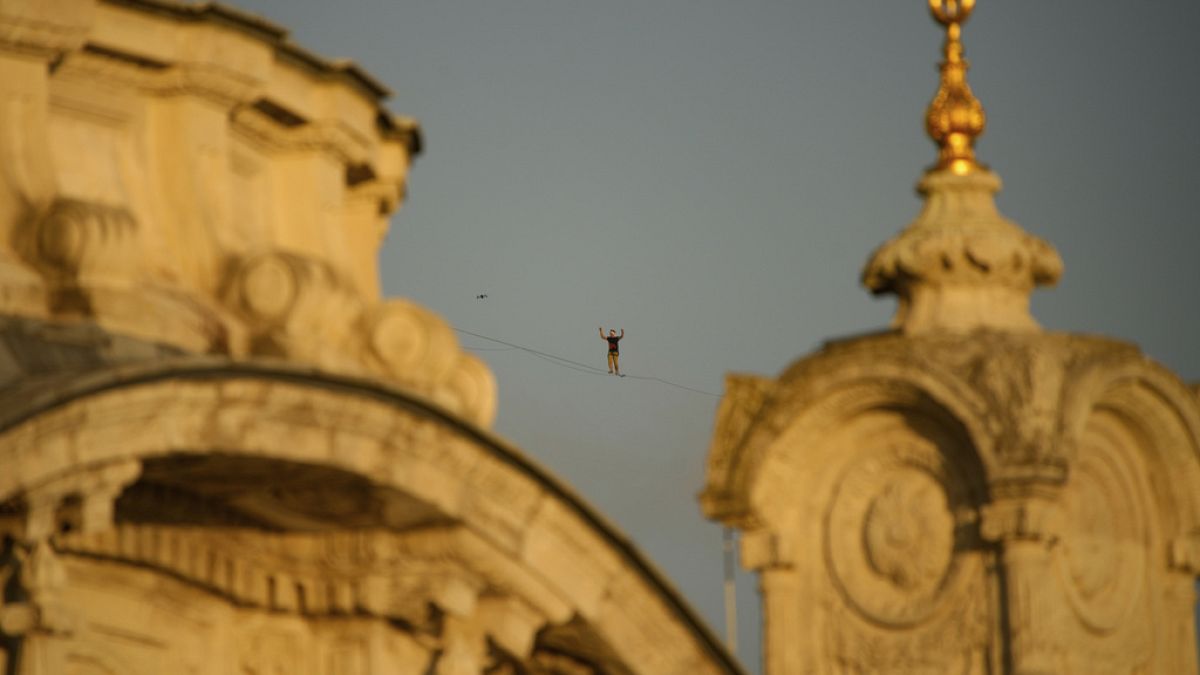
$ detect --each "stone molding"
[56,525,568,632]
[0,0,93,58]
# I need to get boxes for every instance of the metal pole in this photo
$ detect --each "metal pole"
[722,526,738,655]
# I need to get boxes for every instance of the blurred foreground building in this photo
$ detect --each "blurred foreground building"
[0,1,741,673]
[702,3,1200,674]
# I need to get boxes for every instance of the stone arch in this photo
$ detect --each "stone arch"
[702,353,999,674]
[1060,359,1200,537]
[704,346,994,529]
[754,376,989,531]
[0,359,740,675]
[1048,358,1200,672]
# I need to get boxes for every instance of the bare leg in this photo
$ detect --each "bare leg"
[607,353,615,374]
[613,354,620,376]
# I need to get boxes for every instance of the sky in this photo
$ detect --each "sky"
[233,2,1200,672]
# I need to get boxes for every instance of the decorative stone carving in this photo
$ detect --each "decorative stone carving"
[11,198,234,353]
[21,459,141,541]
[220,253,498,425]
[862,1,1061,337]
[52,522,643,674]
[367,300,497,426]
[223,249,366,370]
[863,170,1063,335]
[827,444,964,627]
[703,326,1200,672]
[19,199,138,289]
[442,353,498,427]
[365,299,459,389]
[703,374,773,517]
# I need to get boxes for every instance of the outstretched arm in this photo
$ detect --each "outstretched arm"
[598,326,605,339]
[619,329,624,338]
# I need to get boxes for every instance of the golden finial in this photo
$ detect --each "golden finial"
[926,0,986,175]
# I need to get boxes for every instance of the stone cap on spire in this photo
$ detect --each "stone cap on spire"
[862,0,1062,334]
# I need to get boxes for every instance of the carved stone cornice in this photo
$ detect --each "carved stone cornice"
[0,1,93,59]
[53,49,261,107]
[230,104,373,165]
[56,524,564,634]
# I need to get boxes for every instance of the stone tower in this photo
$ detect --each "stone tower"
[701,2,1200,673]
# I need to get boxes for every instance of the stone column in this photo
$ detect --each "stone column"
[759,567,803,675]
[981,497,1064,675]
[1168,535,1200,674]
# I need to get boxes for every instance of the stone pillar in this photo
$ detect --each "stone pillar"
[759,567,803,675]
[1168,535,1200,674]
[981,498,1064,675]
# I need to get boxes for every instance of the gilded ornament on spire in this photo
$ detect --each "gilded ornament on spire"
[925,0,986,175]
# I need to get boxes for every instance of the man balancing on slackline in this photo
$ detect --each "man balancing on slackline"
[599,326,624,376]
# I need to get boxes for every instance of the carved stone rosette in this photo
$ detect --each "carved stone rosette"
[702,330,1200,674]
[221,249,497,426]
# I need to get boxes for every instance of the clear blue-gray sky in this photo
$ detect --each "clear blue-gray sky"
[236,2,1199,671]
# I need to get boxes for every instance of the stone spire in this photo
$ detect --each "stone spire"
[862,0,1062,334]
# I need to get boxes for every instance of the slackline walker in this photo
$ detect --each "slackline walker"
[599,326,625,376]
[452,327,718,397]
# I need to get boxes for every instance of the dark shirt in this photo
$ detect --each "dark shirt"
[606,335,621,353]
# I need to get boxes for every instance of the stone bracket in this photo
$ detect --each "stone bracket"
[24,459,141,542]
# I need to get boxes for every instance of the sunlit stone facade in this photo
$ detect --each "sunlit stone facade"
[0,2,740,673]
[702,4,1200,674]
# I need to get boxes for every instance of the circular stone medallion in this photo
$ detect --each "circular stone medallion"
[826,444,970,627]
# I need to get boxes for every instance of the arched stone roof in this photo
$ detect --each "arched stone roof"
[0,333,741,674]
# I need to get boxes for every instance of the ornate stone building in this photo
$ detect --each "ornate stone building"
[702,2,1200,674]
[0,1,742,673]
